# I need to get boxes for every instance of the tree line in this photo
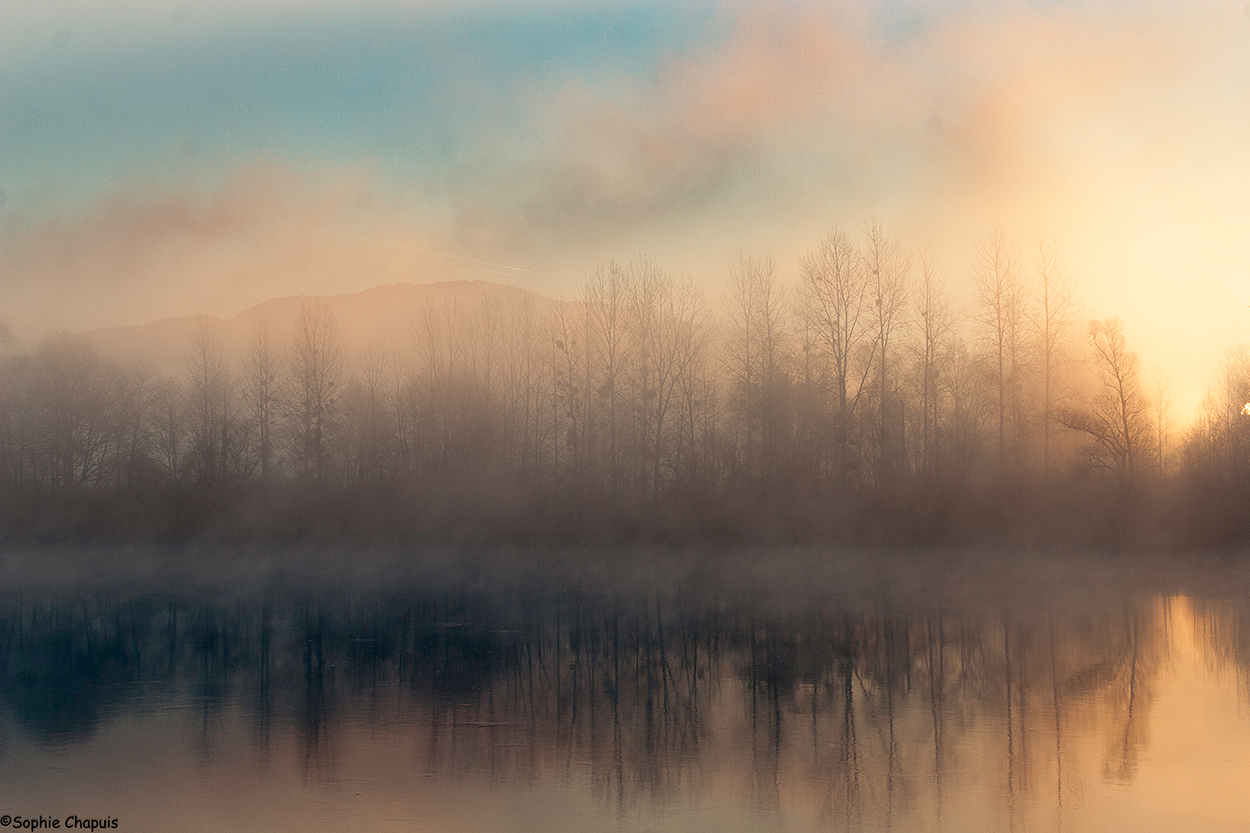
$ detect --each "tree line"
[0,221,1245,544]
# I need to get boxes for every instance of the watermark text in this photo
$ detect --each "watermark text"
[0,816,118,830]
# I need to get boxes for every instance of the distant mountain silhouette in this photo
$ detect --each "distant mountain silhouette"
[82,280,549,376]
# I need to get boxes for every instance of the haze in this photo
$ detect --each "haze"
[4,1,1250,420]
[11,8,1250,830]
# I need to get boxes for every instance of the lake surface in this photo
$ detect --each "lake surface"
[1,547,1249,832]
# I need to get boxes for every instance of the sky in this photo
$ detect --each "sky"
[2,0,1250,419]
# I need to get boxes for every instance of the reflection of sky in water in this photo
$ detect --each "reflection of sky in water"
[1,582,1250,832]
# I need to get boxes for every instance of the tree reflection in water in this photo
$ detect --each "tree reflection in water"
[0,584,1232,830]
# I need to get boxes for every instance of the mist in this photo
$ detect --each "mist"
[6,4,1250,830]
[6,1,1250,420]
[0,236,1244,549]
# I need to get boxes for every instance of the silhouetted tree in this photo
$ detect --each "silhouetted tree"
[1058,319,1150,492]
[27,334,111,488]
[724,254,789,483]
[908,251,955,479]
[584,263,630,496]
[185,317,232,488]
[151,376,185,482]
[629,260,706,502]
[1180,348,1250,499]
[799,227,875,487]
[342,345,395,485]
[863,221,910,483]
[290,299,345,482]
[971,224,1026,471]
[1150,372,1174,479]
[498,294,545,483]
[1032,238,1079,477]
[109,363,157,488]
[241,315,285,481]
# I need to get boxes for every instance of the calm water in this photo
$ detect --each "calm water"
[2,549,1250,832]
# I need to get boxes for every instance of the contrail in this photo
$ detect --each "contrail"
[285,222,543,275]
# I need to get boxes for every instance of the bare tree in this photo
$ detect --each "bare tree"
[674,302,715,493]
[584,262,630,496]
[343,344,394,485]
[240,315,285,481]
[1033,237,1079,477]
[724,254,788,482]
[798,227,875,486]
[863,220,910,482]
[944,340,994,480]
[151,376,185,482]
[1057,319,1150,491]
[1182,348,1250,491]
[0,354,21,486]
[110,363,157,488]
[1150,372,1174,479]
[629,259,707,502]
[26,334,111,488]
[971,223,1026,470]
[290,299,345,482]
[466,294,504,473]
[389,344,416,479]
[910,250,955,479]
[414,300,461,476]
[185,317,231,488]
[549,299,590,490]
[499,293,545,483]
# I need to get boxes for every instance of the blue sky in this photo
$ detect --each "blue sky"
[0,2,721,216]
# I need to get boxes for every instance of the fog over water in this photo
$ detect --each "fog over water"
[6,1,1250,829]
[2,547,1250,832]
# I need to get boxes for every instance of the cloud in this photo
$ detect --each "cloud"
[440,0,1225,269]
[0,160,533,337]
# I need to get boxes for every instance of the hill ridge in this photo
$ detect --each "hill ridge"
[81,279,547,376]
